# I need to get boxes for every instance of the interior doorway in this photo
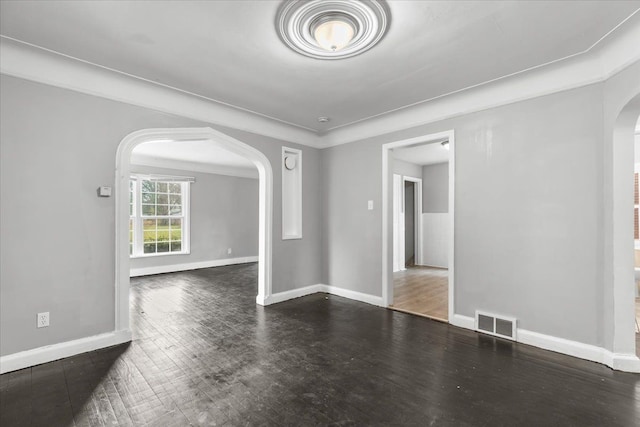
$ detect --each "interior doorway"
[115,127,273,335]
[382,130,455,322]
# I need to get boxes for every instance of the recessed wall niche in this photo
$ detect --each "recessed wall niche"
[282,146,302,239]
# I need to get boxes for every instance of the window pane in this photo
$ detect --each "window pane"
[157,205,169,216]
[170,205,182,216]
[157,242,170,253]
[142,204,156,216]
[169,183,181,194]
[157,182,168,193]
[171,229,181,241]
[143,230,157,242]
[142,193,156,203]
[171,241,182,252]
[142,180,155,193]
[157,224,170,241]
[171,218,182,228]
[157,194,168,204]
[169,195,181,205]
[144,243,156,254]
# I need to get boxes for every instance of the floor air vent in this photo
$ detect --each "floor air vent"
[475,311,517,340]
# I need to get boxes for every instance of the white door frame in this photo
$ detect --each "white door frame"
[382,130,455,319]
[114,127,273,333]
[392,174,404,272]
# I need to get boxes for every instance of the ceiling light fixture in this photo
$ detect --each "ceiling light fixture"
[277,0,390,60]
[318,116,330,122]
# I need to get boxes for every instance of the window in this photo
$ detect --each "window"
[130,175,190,257]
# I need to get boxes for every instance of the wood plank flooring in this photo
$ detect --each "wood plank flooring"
[391,266,448,321]
[2,263,640,426]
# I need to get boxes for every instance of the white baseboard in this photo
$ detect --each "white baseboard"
[266,284,384,307]
[449,313,475,330]
[263,285,323,305]
[517,329,640,373]
[0,329,132,374]
[130,256,258,277]
[449,313,640,373]
[321,285,384,307]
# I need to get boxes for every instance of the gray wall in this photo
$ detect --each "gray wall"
[422,163,449,213]
[0,75,323,356]
[129,165,258,270]
[321,81,610,347]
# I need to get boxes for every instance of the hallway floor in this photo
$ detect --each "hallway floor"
[2,263,640,426]
[391,266,448,321]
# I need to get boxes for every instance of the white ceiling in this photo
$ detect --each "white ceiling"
[1,1,638,134]
[131,140,257,177]
[393,140,449,166]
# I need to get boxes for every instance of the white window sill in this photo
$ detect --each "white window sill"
[130,251,190,259]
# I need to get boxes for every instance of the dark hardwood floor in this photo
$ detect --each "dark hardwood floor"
[2,263,640,426]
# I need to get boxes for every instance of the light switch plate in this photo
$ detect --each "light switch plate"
[98,186,112,197]
[368,200,373,210]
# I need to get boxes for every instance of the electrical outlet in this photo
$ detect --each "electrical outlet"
[37,312,49,328]
[227,248,232,255]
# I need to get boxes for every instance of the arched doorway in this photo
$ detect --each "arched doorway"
[611,94,640,371]
[114,127,273,333]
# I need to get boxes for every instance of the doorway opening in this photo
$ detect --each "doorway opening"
[115,128,273,334]
[611,93,640,372]
[382,130,454,322]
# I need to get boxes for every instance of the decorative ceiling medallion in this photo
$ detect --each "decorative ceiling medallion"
[276,0,390,60]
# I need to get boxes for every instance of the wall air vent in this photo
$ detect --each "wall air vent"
[475,311,517,341]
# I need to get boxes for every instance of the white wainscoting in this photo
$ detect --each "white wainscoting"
[420,213,449,268]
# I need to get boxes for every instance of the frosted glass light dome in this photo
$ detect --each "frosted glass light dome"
[313,17,356,52]
[276,0,390,60]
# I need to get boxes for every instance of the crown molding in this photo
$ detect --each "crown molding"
[1,11,639,150]
[0,36,323,149]
[321,12,640,148]
[130,154,259,179]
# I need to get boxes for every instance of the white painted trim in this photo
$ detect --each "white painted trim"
[518,329,640,373]
[2,12,639,150]
[265,285,324,305]
[116,128,273,335]
[381,130,455,314]
[449,314,475,330]
[322,14,640,147]
[131,154,259,179]
[448,314,640,372]
[0,37,322,148]
[281,146,303,240]
[266,284,384,307]
[0,330,132,374]
[130,256,258,277]
[322,285,385,307]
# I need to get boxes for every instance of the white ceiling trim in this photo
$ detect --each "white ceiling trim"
[325,9,640,136]
[1,13,639,150]
[322,15,640,147]
[130,154,259,179]
[0,36,322,148]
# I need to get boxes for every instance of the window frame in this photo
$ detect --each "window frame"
[129,174,191,258]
